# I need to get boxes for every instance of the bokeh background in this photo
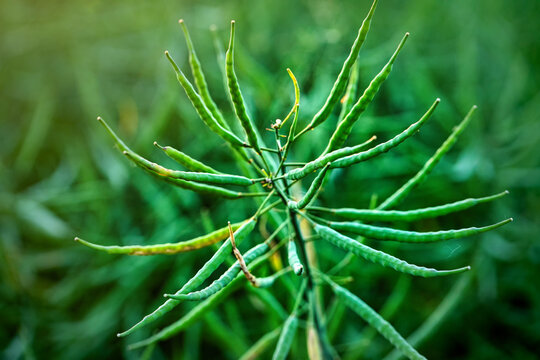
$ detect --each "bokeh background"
[1,0,538,359]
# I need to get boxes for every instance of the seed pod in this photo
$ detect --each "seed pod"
[288,163,331,209]
[164,51,246,147]
[287,239,304,275]
[117,219,256,337]
[284,135,377,180]
[271,314,299,360]
[75,221,244,255]
[327,218,513,243]
[226,21,261,154]
[378,105,478,210]
[328,280,426,360]
[324,32,409,154]
[154,141,221,174]
[165,242,269,301]
[98,116,261,198]
[308,191,508,222]
[313,223,470,277]
[123,151,253,186]
[179,19,230,130]
[330,98,440,169]
[129,272,245,349]
[295,0,378,139]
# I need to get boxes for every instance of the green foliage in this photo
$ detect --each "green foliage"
[2,0,537,359]
[75,2,512,358]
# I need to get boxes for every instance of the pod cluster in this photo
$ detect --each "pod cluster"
[77,0,511,358]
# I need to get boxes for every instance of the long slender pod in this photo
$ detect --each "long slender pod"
[323,32,409,154]
[295,0,378,139]
[179,19,229,129]
[325,279,426,360]
[283,135,377,180]
[326,218,512,243]
[164,51,246,147]
[165,242,269,301]
[284,99,438,180]
[75,221,244,255]
[271,281,306,360]
[330,98,439,169]
[154,172,265,199]
[154,141,222,174]
[128,224,288,348]
[128,274,246,349]
[271,314,299,360]
[117,219,256,337]
[288,163,331,209]
[308,191,509,222]
[122,151,254,186]
[226,21,261,154]
[377,105,478,210]
[383,272,473,360]
[312,222,470,277]
[98,117,258,198]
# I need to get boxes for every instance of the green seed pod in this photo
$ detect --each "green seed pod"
[75,221,245,255]
[271,314,299,360]
[129,273,246,349]
[164,51,246,147]
[288,163,331,209]
[324,32,410,154]
[226,21,261,154]
[330,98,440,169]
[98,116,260,199]
[378,105,478,210]
[123,151,253,186]
[165,242,269,301]
[284,135,377,180]
[328,280,426,360]
[117,219,256,337]
[179,19,229,130]
[283,98,438,181]
[313,223,470,277]
[326,218,513,243]
[287,239,304,275]
[295,0,378,139]
[154,141,221,174]
[308,191,509,222]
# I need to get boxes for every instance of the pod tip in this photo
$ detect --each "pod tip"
[74,237,80,242]
[164,50,169,55]
[178,19,184,24]
[436,98,441,103]
[504,190,510,194]
[231,20,235,24]
[405,32,410,36]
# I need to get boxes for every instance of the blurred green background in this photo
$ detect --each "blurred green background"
[1,0,538,359]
